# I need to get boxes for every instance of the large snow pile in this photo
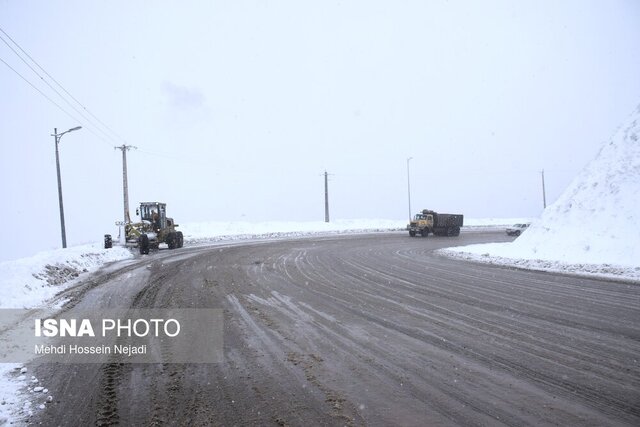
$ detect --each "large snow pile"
[0,243,133,309]
[444,104,640,278]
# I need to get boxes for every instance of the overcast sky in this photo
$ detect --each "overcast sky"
[1,0,639,261]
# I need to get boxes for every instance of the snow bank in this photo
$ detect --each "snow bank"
[444,104,640,280]
[0,245,133,424]
[0,243,133,309]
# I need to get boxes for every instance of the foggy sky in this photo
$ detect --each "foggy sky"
[1,0,639,262]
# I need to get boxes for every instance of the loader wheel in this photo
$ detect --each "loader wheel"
[176,231,184,248]
[167,232,177,250]
[139,234,150,255]
[104,234,112,249]
[409,230,416,237]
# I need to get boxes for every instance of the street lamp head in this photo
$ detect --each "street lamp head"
[68,126,82,132]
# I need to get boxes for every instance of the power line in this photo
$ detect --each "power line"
[0,26,129,145]
[0,56,78,127]
[1,54,114,146]
[0,33,86,122]
[0,34,115,146]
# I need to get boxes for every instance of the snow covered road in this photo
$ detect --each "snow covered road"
[28,231,640,426]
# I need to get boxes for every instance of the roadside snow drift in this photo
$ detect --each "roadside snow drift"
[446,104,640,275]
[180,219,406,242]
[0,244,133,309]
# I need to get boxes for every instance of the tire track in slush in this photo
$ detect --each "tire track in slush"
[338,253,640,370]
[240,234,640,426]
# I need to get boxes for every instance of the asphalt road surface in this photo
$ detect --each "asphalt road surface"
[32,231,640,426]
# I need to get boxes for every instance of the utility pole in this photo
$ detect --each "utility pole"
[115,145,136,225]
[324,171,330,223]
[52,126,82,249]
[407,157,413,221]
[541,169,547,209]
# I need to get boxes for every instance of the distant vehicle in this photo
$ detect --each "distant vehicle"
[105,201,183,254]
[407,209,464,237]
[506,223,530,236]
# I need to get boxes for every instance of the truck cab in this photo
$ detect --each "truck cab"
[408,212,434,237]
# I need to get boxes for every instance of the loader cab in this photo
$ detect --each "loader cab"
[138,202,167,229]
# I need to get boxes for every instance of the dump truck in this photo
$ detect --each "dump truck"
[408,209,463,237]
[104,201,183,254]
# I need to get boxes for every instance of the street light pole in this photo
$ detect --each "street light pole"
[324,170,330,223]
[407,157,413,221]
[52,126,82,248]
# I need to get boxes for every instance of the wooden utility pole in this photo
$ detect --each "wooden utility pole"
[115,145,136,224]
[407,157,413,221]
[324,171,330,223]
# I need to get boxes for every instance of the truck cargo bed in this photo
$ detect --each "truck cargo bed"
[433,213,464,227]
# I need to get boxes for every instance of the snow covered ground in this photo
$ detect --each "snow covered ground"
[0,244,133,310]
[441,104,640,283]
